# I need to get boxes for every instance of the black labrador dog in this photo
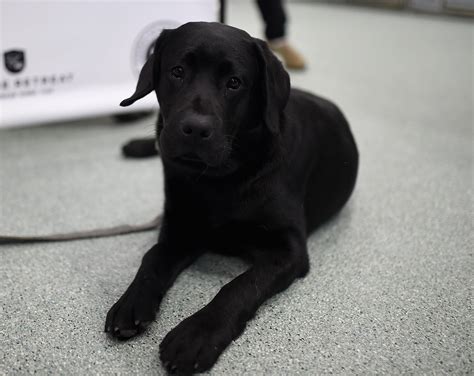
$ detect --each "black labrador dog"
[106,22,358,374]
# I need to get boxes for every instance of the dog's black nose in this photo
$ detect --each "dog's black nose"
[180,118,213,140]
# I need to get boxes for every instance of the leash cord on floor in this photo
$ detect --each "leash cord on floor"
[0,215,163,245]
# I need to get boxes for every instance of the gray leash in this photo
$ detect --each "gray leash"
[0,215,162,244]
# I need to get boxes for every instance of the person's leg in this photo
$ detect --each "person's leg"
[255,0,306,70]
[256,0,286,41]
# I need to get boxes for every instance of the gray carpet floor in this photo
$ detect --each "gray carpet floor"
[0,1,472,374]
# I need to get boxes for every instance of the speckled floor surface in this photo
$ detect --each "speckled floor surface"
[0,1,472,375]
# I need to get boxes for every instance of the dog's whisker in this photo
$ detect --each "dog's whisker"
[195,164,209,182]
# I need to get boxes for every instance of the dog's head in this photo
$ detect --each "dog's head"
[121,22,290,177]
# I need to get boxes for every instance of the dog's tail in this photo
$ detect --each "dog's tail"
[0,215,162,244]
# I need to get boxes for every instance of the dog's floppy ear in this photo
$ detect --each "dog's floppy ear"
[254,38,290,133]
[120,29,171,107]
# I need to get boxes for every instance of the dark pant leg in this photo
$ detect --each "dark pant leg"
[256,0,287,40]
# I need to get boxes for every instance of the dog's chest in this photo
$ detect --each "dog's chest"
[168,176,286,236]
[205,193,260,229]
[208,192,291,245]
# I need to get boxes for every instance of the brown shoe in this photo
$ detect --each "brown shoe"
[269,42,306,70]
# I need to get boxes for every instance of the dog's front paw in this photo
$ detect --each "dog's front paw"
[105,275,162,339]
[159,310,233,374]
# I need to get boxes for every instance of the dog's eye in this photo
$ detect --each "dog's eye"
[171,66,184,79]
[226,77,241,90]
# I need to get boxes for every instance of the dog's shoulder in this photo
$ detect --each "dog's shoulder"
[286,88,352,141]
[288,88,343,119]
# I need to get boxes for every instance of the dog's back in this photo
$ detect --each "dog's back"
[283,88,359,233]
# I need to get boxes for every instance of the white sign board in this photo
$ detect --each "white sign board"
[0,0,219,128]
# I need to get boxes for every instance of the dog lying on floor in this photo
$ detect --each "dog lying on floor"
[105,22,358,374]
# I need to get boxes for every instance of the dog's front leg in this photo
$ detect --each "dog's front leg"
[105,221,200,339]
[159,231,309,374]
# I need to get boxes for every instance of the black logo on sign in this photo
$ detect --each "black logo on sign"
[4,50,25,74]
